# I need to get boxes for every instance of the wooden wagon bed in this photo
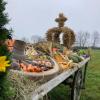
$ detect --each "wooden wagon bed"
[9,57,90,100]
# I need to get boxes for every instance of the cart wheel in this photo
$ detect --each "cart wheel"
[71,70,82,100]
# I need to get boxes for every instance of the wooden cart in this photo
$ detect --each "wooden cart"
[11,14,90,100]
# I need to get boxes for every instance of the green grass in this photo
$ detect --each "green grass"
[48,50,100,100]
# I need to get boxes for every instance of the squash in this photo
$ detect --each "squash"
[53,53,65,62]
[68,53,83,63]
[59,60,73,69]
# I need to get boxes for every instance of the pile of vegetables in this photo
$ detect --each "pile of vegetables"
[12,58,54,73]
[11,44,54,73]
[20,60,53,72]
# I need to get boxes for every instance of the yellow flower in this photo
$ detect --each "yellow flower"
[0,56,10,72]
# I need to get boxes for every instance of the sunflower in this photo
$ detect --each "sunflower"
[0,56,10,72]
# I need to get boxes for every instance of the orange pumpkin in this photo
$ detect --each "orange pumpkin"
[33,66,42,72]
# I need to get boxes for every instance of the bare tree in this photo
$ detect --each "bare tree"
[81,32,90,47]
[92,31,100,48]
[76,31,90,47]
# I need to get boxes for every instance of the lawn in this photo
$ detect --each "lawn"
[48,50,100,100]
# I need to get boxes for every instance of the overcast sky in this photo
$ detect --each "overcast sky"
[6,0,100,40]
